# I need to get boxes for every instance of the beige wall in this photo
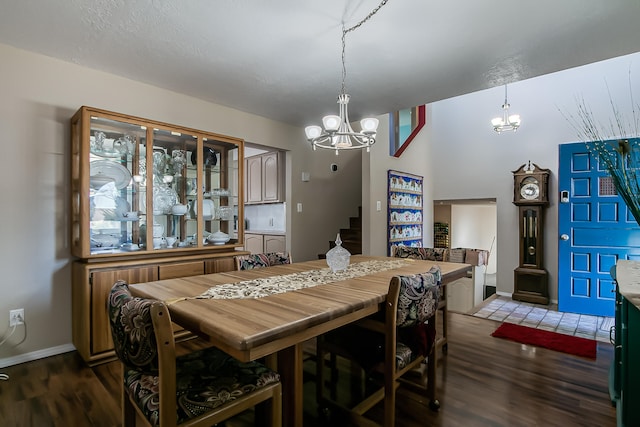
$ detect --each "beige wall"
[362,106,434,256]
[0,43,361,365]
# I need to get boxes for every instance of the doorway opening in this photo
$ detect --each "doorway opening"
[434,198,497,300]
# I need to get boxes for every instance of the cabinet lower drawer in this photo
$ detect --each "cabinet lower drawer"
[159,261,205,279]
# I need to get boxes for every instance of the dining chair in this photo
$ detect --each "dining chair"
[391,245,449,353]
[108,280,282,427]
[316,267,442,427]
[234,252,292,270]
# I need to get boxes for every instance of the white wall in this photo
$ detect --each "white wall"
[451,204,497,274]
[362,50,640,303]
[0,43,362,366]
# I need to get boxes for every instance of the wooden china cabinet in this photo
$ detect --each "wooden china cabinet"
[70,106,248,365]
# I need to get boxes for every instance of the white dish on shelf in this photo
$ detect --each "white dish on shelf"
[89,175,115,189]
[90,159,132,190]
[202,199,215,220]
[120,243,141,251]
[171,204,188,215]
[211,188,230,197]
[206,231,230,245]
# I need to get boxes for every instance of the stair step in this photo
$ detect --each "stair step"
[349,217,361,229]
[323,206,363,258]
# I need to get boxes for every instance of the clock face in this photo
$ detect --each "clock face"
[520,179,540,200]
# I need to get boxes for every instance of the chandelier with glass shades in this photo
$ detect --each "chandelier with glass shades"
[491,84,521,133]
[304,0,389,154]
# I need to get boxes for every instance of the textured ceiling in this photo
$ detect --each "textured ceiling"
[1,0,639,126]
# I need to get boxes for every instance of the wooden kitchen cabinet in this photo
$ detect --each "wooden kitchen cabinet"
[262,152,281,202]
[245,233,264,254]
[244,151,283,204]
[264,234,286,253]
[72,252,242,365]
[244,233,285,254]
[72,262,158,364]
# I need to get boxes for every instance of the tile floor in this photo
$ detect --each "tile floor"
[472,295,614,343]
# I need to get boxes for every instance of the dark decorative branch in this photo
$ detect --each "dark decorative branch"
[560,72,640,224]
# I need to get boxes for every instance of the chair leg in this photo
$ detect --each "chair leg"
[270,383,283,427]
[384,377,395,427]
[316,335,327,411]
[330,353,339,400]
[123,395,137,426]
[427,350,440,411]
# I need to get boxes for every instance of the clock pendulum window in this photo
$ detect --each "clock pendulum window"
[511,161,551,305]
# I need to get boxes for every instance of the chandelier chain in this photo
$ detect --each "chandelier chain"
[304,0,388,153]
[340,0,389,95]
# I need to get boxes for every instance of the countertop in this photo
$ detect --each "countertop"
[616,260,640,308]
[245,229,286,235]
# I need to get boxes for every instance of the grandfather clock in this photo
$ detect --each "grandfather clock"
[512,161,550,305]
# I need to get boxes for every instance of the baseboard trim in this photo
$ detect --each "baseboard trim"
[0,343,76,369]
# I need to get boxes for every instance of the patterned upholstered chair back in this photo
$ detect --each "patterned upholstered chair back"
[235,252,292,270]
[108,280,160,374]
[392,245,447,262]
[394,266,442,328]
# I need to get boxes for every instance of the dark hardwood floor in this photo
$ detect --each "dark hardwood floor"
[0,313,616,426]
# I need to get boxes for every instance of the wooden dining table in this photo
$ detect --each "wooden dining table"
[129,255,471,427]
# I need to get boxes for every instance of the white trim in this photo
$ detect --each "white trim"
[0,344,76,369]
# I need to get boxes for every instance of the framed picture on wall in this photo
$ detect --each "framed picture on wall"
[388,170,423,256]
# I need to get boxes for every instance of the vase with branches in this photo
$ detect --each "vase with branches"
[562,76,640,223]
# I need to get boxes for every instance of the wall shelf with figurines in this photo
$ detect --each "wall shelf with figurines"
[387,170,423,256]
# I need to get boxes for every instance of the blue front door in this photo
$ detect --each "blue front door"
[558,142,640,316]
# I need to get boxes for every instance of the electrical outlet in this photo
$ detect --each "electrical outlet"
[9,309,24,326]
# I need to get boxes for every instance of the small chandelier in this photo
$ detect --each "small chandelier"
[304,0,389,155]
[491,84,521,133]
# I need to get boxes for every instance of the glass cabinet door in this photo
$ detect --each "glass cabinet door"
[149,128,198,250]
[71,106,243,258]
[87,115,146,255]
[200,138,240,247]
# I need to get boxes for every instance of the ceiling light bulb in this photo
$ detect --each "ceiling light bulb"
[360,117,379,134]
[491,117,504,127]
[305,125,322,139]
[322,115,341,131]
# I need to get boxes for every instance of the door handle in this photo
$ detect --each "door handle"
[560,234,569,241]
